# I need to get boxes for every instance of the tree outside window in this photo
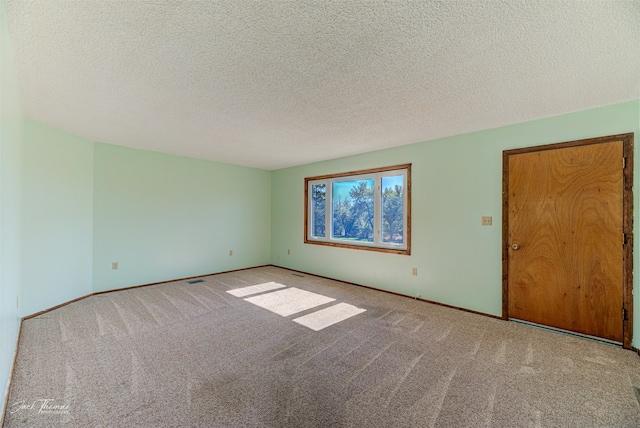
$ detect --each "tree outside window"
[305,165,410,254]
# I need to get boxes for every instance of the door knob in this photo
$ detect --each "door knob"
[511,243,520,250]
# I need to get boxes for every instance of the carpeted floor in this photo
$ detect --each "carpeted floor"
[3,266,640,427]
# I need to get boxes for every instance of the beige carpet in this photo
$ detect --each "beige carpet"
[3,266,640,427]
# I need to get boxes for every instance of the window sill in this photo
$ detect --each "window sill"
[304,239,410,255]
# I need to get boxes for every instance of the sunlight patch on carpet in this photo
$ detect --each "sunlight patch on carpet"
[293,302,366,331]
[226,282,286,297]
[244,287,334,316]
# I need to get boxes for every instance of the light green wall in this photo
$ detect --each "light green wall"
[0,118,272,414]
[0,0,23,412]
[21,120,94,315]
[271,100,640,348]
[0,12,638,413]
[17,125,273,303]
[92,143,271,291]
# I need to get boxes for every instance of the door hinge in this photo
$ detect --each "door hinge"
[623,308,628,320]
[623,157,626,169]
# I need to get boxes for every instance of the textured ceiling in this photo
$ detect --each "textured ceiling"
[4,1,640,170]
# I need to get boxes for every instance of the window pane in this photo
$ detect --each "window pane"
[305,165,410,254]
[381,175,404,244]
[311,184,326,237]
[332,179,374,242]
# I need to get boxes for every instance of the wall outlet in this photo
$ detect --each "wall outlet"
[481,216,492,226]
[412,267,417,276]
[112,262,118,270]
[288,249,291,255]
[229,250,233,256]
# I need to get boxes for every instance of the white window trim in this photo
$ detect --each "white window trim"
[305,164,411,254]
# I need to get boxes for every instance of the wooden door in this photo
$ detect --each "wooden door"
[503,135,634,346]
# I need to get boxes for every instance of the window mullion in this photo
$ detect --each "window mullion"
[326,180,332,242]
[374,175,381,245]
[403,173,408,245]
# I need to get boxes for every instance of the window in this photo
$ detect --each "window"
[305,164,411,254]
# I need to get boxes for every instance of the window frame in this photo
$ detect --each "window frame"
[304,164,411,255]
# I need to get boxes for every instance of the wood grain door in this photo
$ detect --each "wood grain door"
[503,135,634,346]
